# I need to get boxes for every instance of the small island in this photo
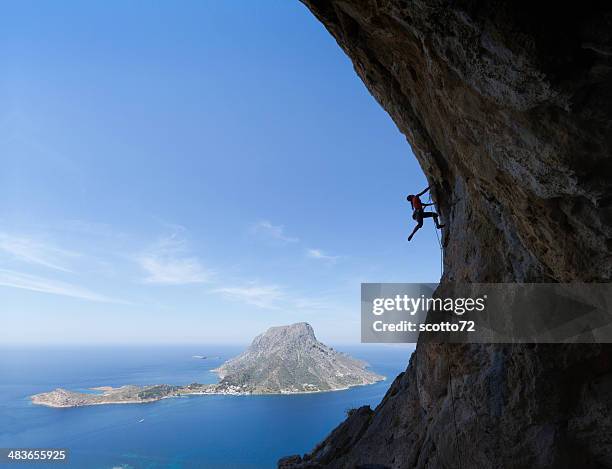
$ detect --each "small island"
[31,323,384,408]
[30,383,247,408]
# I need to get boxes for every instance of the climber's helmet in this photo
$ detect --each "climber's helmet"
[407,195,415,201]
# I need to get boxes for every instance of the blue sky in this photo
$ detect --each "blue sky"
[0,1,439,345]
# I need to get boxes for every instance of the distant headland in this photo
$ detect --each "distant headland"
[31,323,384,408]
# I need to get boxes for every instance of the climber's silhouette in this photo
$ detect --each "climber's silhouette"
[407,186,445,241]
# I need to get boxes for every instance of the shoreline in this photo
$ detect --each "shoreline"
[30,376,386,408]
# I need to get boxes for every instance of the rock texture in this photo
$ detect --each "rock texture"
[282,1,612,468]
[216,322,383,393]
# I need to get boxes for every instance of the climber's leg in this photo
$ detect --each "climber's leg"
[433,213,445,229]
[407,221,423,241]
[422,211,445,229]
[408,212,424,241]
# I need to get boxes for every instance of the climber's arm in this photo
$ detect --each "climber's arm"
[417,186,430,197]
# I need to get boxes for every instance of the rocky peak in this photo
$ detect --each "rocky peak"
[215,322,382,393]
[251,322,317,351]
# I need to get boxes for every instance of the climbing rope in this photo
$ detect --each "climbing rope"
[428,192,444,278]
[446,344,464,469]
[426,192,460,465]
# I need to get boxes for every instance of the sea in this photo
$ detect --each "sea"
[0,345,413,469]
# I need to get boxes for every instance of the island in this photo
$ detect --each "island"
[31,323,384,408]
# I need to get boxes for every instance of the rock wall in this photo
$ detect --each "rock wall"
[280,1,612,468]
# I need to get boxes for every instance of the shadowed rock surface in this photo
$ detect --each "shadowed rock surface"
[281,1,612,468]
[216,322,383,393]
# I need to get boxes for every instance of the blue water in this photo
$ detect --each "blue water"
[0,345,412,469]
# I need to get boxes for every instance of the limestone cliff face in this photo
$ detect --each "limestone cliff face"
[280,1,612,468]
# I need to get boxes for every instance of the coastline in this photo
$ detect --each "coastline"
[30,375,386,408]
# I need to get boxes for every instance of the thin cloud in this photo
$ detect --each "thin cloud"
[138,229,212,285]
[212,283,335,313]
[213,284,284,309]
[60,220,125,239]
[307,248,339,263]
[0,232,80,272]
[0,269,123,303]
[140,256,211,285]
[293,296,330,310]
[250,220,299,243]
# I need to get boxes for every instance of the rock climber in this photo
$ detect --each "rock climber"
[407,186,445,241]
